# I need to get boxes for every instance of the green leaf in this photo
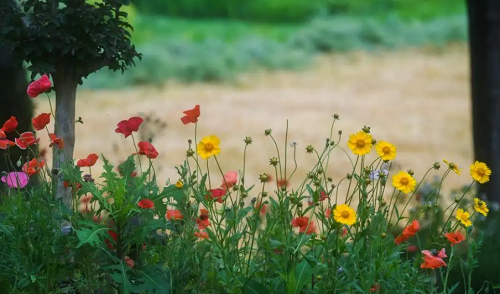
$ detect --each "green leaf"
[242,279,271,294]
[74,221,109,248]
[293,261,317,294]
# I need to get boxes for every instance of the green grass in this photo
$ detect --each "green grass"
[132,16,301,45]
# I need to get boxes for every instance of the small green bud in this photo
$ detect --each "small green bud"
[306,145,315,153]
[244,136,253,145]
[264,129,272,136]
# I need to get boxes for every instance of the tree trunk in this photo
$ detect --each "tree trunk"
[52,70,78,208]
[467,0,500,203]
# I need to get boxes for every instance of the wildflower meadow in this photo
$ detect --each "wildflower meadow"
[0,75,496,293]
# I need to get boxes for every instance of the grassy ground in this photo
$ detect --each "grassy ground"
[35,45,471,202]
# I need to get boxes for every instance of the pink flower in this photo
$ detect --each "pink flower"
[221,171,238,191]
[1,172,29,188]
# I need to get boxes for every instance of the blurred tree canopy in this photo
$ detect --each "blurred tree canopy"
[133,0,464,23]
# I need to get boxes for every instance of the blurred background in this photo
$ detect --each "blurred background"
[26,0,500,291]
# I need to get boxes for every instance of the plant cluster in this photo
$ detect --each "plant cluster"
[0,75,495,293]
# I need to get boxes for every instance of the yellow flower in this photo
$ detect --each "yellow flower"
[392,171,417,194]
[456,208,472,227]
[375,141,397,161]
[470,161,491,184]
[197,135,221,159]
[175,180,183,189]
[474,198,489,217]
[347,131,373,156]
[333,204,357,226]
[443,159,461,175]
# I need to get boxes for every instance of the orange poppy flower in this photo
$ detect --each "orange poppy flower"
[1,116,18,133]
[137,141,158,159]
[196,209,210,230]
[22,158,45,176]
[32,113,51,131]
[421,248,447,269]
[445,231,465,246]
[15,132,39,149]
[0,130,5,139]
[277,178,289,188]
[0,139,15,150]
[27,74,52,98]
[49,134,64,149]
[195,230,209,239]
[138,199,155,209]
[77,153,99,167]
[394,220,420,245]
[181,105,200,125]
[291,216,316,235]
[115,117,143,138]
[166,209,183,220]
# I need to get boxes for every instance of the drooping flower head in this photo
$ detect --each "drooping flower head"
[181,105,200,125]
[115,117,144,138]
[375,141,397,161]
[445,231,465,246]
[394,220,420,245]
[1,116,18,133]
[443,159,461,175]
[1,172,29,188]
[392,171,417,194]
[137,141,159,159]
[333,204,357,226]
[27,74,52,98]
[32,113,51,131]
[22,158,45,176]
[77,153,99,167]
[473,198,489,217]
[197,135,221,159]
[470,161,491,184]
[15,132,39,150]
[456,208,472,227]
[421,248,447,269]
[49,134,64,149]
[347,131,373,156]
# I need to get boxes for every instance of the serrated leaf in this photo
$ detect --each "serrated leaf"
[75,221,109,248]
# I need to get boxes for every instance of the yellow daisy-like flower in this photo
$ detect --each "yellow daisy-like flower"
[375,141,397,161]
[456,208,472,227]
[392,171,417,194]
[197,135,221,159]
[443,159,461,175]
[470,161,491,184]
[347,131,373,156]
[474,198,489,217]
[333,204,357,226]
[175,180,183,189]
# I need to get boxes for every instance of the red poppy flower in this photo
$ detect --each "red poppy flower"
[105,229,118,249]
[32,113,51,131]
[130,171,138,178]
[15,132,39,149]
[27,74,51,98]
[22,158,45,176]
[181,105,200,125]
[137,141,158,159]
[115,117,143,138]
[196,209,210,230]
[64,180,82,191]
[138,199,155,209]
[277,178,289,188]
[206,188,225,203]
[195,230,209,239]
[49,134,64,149]
[1,116,18,133]
[421,248,447,269]
[166,209,183,220]
[0,130,5,139]
[291,216,316,234]
[445,231,465,246]
[221,170,238,191]
[308,189,329,206]
[256,202,268,215]
[0,139,15,150]
[394,220,420,245]
[124,256,134,269]
[77,153,99,167]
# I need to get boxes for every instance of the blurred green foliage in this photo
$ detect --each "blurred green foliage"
[133,0,464,23]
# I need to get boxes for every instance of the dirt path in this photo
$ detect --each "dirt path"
[34,45,471,200]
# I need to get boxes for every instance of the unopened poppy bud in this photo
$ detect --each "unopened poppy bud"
[269,157,279,167]
[433,162,441,170]
[187,139,192,144]
[244,136,253,145]
[306,145,315,153]
[264,129,272,136]
[331,183,336,189]
[316,275,323,281]
[251,197,257,204]
[407,169,414,176]
[16,159,22,167]
[346,173,352,180]
[338,130,342,135]
[307,172,314,179]
[318,168,323,174]
[381,232,387,238]
[333,113,339,119]
[454,197,460,204]
[327,177,333,182]
[330,140,335,146]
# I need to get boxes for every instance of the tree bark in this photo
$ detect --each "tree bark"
[467,0,500,203]
[52,69,78,208]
